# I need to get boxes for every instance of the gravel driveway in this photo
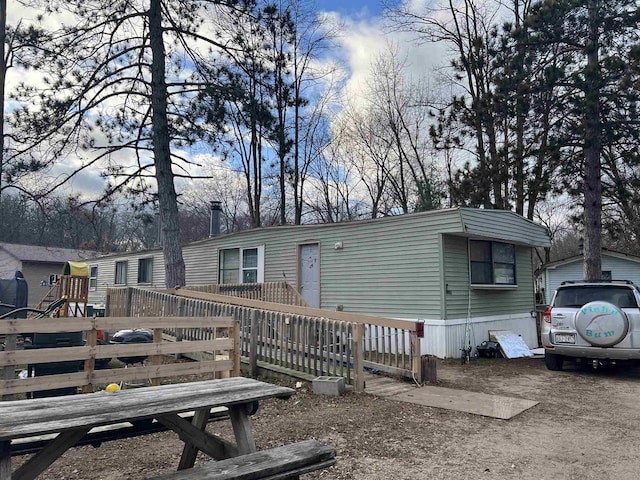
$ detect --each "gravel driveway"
[14,357,640,479]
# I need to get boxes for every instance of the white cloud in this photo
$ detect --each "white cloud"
[323,6,450,104]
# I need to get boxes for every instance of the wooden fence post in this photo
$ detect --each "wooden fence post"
[249,310,260,378]
[352,323,365,393]
[421,355,437,384]
[151,328,163,386]
[175,297,185,360]
[232,319,241,378]
[126,287,133,317]
[410,331,422,384]
[105,290,111,317]
[82,322,97,394]
[1,334,16,401]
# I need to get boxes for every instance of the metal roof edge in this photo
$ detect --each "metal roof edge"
[542,250,640,270]
[0,245,19,263]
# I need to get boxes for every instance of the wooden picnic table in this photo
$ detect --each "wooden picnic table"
[0,377,294,480]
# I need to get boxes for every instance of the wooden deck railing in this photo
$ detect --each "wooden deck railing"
[106,287,423,391]
[0,315,239,398]
[184,281,309,307]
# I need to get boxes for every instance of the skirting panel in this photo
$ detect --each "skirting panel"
[420,312,539,359]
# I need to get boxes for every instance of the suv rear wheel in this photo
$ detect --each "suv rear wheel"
[545,351,564,371]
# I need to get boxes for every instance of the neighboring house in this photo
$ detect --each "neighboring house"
[538,249,640,305]
[0,243,96,308]
[87,208,551,358]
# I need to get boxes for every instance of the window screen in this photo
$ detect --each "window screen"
[115,261,128,285]
[470,240,516,285]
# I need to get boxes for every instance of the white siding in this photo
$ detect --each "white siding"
[88,249,165,305]
[420,312,538,358]
[544,253,640,304]
[0,252,21,278]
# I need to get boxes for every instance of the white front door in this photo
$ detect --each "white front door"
[299,243,320,308]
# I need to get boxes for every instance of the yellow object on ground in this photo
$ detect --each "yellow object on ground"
[105,383,120,392]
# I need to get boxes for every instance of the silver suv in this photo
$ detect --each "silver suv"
[541,280,640,370]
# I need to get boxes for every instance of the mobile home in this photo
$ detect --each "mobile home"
[88,208,551,358]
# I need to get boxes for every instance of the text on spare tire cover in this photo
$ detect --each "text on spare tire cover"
[574,301,629,348]
[580,304,619,339]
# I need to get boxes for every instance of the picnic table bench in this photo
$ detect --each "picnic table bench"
[150,439,336,479]
[0,377,335,480]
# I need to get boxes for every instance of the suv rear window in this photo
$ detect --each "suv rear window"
[554,286,638,308]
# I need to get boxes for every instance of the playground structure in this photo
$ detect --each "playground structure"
[57,261,90,318]
[33,261,89,318]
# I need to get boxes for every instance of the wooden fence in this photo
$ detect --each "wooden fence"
[107,287,423,391]
[0,316,239,398]
[184,281,309,307]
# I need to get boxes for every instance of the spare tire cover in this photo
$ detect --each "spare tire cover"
[575,301,629,347]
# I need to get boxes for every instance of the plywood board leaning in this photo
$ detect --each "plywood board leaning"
[489,330,533,359]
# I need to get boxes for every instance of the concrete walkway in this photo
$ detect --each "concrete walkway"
[363,373,538,420]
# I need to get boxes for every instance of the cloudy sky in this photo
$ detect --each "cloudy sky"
[6,0,449,199]
[322,0,389,17]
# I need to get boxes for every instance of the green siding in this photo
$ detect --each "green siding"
[88,208,546,322]
[460,208,551,247]
[194,210,464,318]
[184,242,218,285]
[442,235,469,319]
[319,225,442,318]
[443,234,536,319]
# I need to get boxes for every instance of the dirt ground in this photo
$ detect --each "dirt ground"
[13,356,640,479]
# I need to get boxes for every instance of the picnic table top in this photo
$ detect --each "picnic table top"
[0,377,294,440]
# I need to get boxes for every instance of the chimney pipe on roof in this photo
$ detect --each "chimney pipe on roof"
[209,201,222,237]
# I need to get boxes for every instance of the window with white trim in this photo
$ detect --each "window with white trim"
[115,261,128,285]
[138,258,153,284]
[89,265,98,291]
[469,240,516,285]
[219,246,264,284]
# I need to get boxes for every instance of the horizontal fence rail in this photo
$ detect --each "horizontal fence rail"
[183,281,309,307]
[105,287,422,390]
[0,316,239,397]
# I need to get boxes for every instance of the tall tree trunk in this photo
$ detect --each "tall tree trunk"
[293,47,302,225]
[583,0,602,281]
[149,0,185,288]
[276,69,287,226]
[513,0,527,217]
[514,65,526,216]
[0,0,6,211]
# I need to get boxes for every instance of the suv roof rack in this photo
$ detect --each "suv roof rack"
[560,279,636,286]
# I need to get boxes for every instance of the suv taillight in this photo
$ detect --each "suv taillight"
[543,306,552,323]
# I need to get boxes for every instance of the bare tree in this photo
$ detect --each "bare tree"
[306,130,366,223]
[335,45,441,216]
[287,0,338,224]
[387,0,562,218]
[336,101,392,218]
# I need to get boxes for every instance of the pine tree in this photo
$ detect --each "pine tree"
[527,0,640,280]
[9,0,254,287]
